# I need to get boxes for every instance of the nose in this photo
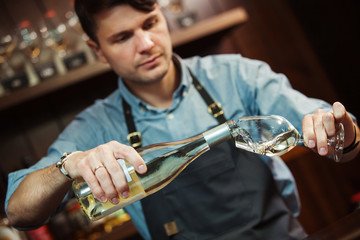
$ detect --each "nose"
[135,30,154,53]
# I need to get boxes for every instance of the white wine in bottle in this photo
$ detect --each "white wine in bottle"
[73,121,240,221]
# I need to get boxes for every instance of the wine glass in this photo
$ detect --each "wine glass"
[0,33,17,64]
[0,32,17,94]
[65,2,88,40]
[40,12,69,58]
[18,20,42,63]
[234,115,344,162]
[42,9,89,71]
[0,27,18,74]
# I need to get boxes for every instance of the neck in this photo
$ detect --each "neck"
[124,60,180,109]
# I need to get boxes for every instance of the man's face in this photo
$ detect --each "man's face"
[89,4,172,84]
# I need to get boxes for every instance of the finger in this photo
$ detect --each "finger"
[313,109,328,156]
[81,168,107,203]
[93,165,120,204]
[100,147,130,199]
[109,160,131,199]
[302,114,316,148]
[322,112,336,137]
[92,144,125,204]
[110,141,147,174]
[332,102,346,123]
[71,152,107,202]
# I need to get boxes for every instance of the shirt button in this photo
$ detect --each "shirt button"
[167,113,174,119]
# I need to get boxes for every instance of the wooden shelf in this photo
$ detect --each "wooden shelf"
[0,7,248,111]
[171,7,248,47]
[0,61,110,111]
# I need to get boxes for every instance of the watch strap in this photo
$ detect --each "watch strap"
[56,151,81,180]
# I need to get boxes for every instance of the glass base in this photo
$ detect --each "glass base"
[327,123,344,162]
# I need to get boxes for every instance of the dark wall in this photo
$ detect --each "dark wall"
[287,0,360,120]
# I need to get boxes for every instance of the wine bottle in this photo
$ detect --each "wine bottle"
[72,120,240,221]
[42,10,88,71]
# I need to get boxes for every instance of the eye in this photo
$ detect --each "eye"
[113,33,131,43]
[143,17,158,30]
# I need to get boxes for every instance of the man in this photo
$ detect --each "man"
[5,0,360,239]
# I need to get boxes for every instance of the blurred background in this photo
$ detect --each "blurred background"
[0,0,359,239]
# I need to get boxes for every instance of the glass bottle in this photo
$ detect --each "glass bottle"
[64,1,97,64]
[1,48,31,92]
[17,20,42,87]
[41,10,88,73]
[18,20,58,84]
[0,30,17,95]
[73,120,240,221]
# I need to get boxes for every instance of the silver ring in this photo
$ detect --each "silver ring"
[93,164,105,174]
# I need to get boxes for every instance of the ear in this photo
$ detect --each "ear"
[87,39,108,63]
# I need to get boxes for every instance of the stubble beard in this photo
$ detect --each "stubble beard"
[128,55,171,86]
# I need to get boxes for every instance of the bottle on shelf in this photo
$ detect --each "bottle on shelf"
[0,22,35,93]
[33,43,58,81]
[41,9,88,73]
[18,20,58,84]
[65,0,96,64]
[73,120,241,221]
[1,48,31,92]
[18,20,41,63]
[0,30,18,94]
[0,32,17,66]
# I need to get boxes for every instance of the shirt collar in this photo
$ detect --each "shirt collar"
[117,54,192,115]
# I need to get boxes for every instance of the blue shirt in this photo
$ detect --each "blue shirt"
[6,54,334,239]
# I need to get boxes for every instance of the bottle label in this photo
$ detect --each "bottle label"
[35,62,57,80]
[63,52,87,70]
[1,72,29,91]
[118,159,132,182]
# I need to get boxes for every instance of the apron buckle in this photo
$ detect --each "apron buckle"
[127,131,142,148]
[208,102,224,118]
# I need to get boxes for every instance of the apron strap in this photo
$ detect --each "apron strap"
[188,69,227,124]
[122,98,142,149]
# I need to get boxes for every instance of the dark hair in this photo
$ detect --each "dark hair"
[74,0,157,42]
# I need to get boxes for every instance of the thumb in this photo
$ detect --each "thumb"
[332,101,346,123]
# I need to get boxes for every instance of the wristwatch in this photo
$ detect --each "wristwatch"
[56,151,80,180]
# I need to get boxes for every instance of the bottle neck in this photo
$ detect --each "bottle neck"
[203,121,236,148]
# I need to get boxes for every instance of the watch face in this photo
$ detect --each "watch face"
[61,152,72,160]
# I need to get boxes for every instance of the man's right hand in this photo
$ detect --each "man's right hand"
[65,141,147,204]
